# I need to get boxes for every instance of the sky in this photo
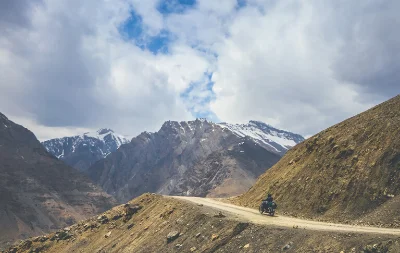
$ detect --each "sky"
[0,0,399,141]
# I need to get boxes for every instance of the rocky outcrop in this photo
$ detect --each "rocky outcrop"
[88,119,303,202]
[0,112,117,248]
[166,231,180,243]
[42,129,129,172]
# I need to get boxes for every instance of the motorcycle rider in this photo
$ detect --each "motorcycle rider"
[263,193,273,202]
[262,193,273,209]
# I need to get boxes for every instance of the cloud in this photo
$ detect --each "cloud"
[6,114,94,142]
[0,0,399,140]
[208,1,373,134]
[327,1,400,99]
[0,0,204,140]
[168,0,399,135]
[0,0,43,30]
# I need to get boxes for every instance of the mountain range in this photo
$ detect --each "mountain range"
[86,119,304,202]
[0,115,303,248]
[3,95,400,253]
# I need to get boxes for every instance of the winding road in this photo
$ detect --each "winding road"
[171,196,400,236]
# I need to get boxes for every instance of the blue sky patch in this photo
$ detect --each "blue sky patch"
[119,10,175,54]
[119,10,143,40]
[136,30,175,54]
[181,73,218,122]
[157,0,197,15]
[236,0,247,9]
[147,30,173,54]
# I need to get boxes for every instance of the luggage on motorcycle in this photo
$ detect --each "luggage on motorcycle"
[267,201,276,208]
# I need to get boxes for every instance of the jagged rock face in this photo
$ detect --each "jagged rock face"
[0,113,117,247]
[42,129,129,172]
[88,119,304,202]
[236,95,400,225]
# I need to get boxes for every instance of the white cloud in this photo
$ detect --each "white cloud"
[6,114,93,141]
[0,0,399,140]
[210,1,370,134]
[197,0,237,15]
[0,0,205,140]
[162,0,396,135]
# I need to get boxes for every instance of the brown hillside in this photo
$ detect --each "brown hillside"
[0,113,117,248]
[4,194,400,253]
[235,95,400,226]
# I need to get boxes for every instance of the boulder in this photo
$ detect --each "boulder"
[211,234,219,241]
[283,242,293,250]
[167,231,180,243]
[214,211,226,218]
[97,215,109,224]
[123,204,142,217]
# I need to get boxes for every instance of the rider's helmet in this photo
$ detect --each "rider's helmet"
[267,193,272,197]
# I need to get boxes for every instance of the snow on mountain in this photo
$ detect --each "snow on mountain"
[42,129,129,172]
[82,128,128,150]
[218,120,304,154]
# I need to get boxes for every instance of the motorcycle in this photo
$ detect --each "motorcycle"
[259,201,277,216]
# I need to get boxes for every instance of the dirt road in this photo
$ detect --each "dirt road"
[171,196,400,235]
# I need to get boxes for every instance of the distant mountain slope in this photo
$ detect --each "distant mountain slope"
[235,95,400,227]
[0,113,117,247]
[42,129,129,172]
[88,119,304,202]
[218,120,304,154]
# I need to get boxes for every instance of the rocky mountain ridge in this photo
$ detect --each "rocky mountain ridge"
[88,119,304,202]
[42,129,129,172]
[0,113,117,248]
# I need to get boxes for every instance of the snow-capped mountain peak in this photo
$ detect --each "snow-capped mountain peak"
[97,128,113,135]
[218,121,304,154]
[82,128,128,148]
[42,129,129,172]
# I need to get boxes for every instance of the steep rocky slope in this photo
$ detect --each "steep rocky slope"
[235,95,400,226]
[88,119,303,202]
[42,129,129,172]
[4,194,400,253]
[0,113,117,248]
